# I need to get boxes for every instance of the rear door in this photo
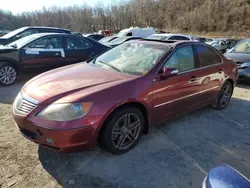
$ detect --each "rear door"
[151,45,204,123]
[63,36,96,64]
[21,36,65,68]
[193,44,224,102]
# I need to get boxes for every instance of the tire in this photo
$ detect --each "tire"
[101,106,145,154]
[0,62,17,86]
[211,81,233,110]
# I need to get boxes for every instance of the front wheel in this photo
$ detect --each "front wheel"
[0,62,17,86]
[101,107,145,154]
[211,81,233,110]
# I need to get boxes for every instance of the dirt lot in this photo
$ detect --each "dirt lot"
[0,76,250,188]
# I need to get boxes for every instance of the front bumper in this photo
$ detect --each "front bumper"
[13,115,99,152]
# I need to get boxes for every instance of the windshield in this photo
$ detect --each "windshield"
[93,41,168,75]
[228,40,250,54]
[116,30,128,37]
[0,27,27,39]
[7,34,41,48]
[99,36,115,43]
[109,37,130,45]
[147,35,168,40]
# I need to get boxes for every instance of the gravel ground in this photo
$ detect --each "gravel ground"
[0,76,250,188]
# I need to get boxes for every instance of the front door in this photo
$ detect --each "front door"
[21,36,65,68]
[151,45,204,124]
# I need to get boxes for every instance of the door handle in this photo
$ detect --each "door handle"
[218,69,223,74]
[190,76,198,82]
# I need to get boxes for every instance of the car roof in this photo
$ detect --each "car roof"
[150,33,192,38]
[21,26,71,32]
[27,33,77,38]
[138,39,207,49]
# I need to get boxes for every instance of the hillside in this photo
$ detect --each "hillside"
[0,0,250,36]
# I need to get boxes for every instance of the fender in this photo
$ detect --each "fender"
[0,57,22,74]
[95,98,151,138]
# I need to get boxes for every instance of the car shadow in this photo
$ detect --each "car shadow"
[38,96,250,188]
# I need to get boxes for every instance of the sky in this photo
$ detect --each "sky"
[1,0,113,14]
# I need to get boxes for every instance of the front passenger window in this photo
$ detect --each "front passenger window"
[163,46,195,73]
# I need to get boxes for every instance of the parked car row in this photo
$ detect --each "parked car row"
[0,32,109,85]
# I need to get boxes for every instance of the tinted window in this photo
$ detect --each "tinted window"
[39,29,64,33]
[163,46,195,72]
[66,37,92,49]
[168,36,190,40]
[28,37,62,49]
[126,32,132,36]
[195,45,221,67]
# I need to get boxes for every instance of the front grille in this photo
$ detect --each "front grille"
[17,99,37,114]
[14,93,38,115]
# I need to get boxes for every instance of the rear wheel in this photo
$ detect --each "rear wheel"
[0,62,17,86]
[211,81,233,110]
[101,107,145,154]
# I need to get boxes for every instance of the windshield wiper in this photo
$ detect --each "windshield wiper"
[98,60,121,72]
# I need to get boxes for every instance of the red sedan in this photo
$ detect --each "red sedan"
[12,40,238,154]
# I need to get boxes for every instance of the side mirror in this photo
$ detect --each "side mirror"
[157,67,178,80]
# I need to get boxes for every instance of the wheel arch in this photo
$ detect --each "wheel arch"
[0,58,21,75]
[98,101,150,142]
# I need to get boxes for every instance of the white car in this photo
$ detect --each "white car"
[116,27,156,38]
[147,33,197,41]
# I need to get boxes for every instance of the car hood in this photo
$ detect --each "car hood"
[22,63,136,103]
[0,45,18,53]
[224,52,250,62]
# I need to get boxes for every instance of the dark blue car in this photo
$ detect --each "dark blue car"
[0,26,72,45]
[0,33,110,86]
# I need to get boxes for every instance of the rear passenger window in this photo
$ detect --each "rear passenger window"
[66,37,92,49]
[195,45,221,67]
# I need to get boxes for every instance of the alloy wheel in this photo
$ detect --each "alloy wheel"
[0,66,16,85]
[220,84,232,108]
[111,113,141,150]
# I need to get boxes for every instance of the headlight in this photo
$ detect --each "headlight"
[240,62,250,68]
[37,102,93,121]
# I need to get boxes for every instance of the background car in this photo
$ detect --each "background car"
[116,27,156,38]
[203,164,250,188]
[84,33,105,41]
[224,39,250,81]
[0,33,110,86]
[99,36,118,44]
[0,26,72,45]
[147,33,195,41]
[13,40,237,154]
[210,38,239,53]
[106,36,142,47]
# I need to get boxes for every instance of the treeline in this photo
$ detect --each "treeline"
[0,0,250,34]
